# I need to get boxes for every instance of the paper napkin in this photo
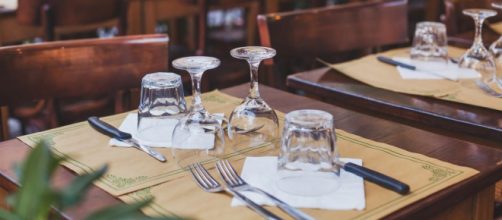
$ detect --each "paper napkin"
[231,157,366,210]
[109,113,222,149]
[393,57,480,80]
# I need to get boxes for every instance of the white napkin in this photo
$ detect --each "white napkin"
[231,157,366,210]
[0,0,17,9]
[109,113,222,149]
[393,57,481,80]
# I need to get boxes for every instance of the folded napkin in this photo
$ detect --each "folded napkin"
[0,0,17,8]
[393,57,480,80]
[231,157,365,210]
[109,113,222,149]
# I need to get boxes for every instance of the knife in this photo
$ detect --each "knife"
[376,55,458,81]
[87,116,167,162]
[334,160,410,195]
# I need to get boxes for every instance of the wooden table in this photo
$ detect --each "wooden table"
[1,84,501,219]
[287,67,502,145]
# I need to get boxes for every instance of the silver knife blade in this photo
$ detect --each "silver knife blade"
[126,138,167,162]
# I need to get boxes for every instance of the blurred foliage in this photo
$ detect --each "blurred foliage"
[0,140,182,220]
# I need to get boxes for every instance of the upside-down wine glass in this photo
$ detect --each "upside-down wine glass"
[228,46,279,154]
[171,56,225,168]
[458,9,499,93]
[489,2,502,94]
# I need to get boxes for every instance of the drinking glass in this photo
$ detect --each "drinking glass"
[228,46,279,153]
[171,56,225,167]
[410,21,448,63]
[137,72,187,146]
[489,3,502,93]
[459,9,498,90]
[276,109,339,196]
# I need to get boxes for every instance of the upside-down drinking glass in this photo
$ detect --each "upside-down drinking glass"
[171,56,225,168]
[137,72,187,146]
[410,21,448,63]
[228,46,279,154]
[276,109,340,196]
[459,9,499,92]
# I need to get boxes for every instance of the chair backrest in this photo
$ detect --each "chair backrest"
[257,0,408,88]
[0,34,169,139]
[143,0,206,54]
[17,0,129,40]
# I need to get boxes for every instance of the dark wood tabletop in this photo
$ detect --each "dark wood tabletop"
[1,84,501,219]
[287,67,502,145]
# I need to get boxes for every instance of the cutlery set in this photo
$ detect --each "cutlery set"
[190,160,313,220]
[87,117,410,219]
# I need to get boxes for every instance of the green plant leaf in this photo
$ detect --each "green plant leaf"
[12,140,61,219]
[56,165,108,210]
[85,198,182,220]
[0,209,20,220]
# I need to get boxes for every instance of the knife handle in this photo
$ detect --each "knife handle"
[344,162,410,195]
[377,56,416,71]
[88,116,132,140]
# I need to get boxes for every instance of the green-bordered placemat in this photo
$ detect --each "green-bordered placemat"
[325,47,502,111]
[18,90,478,219]
[119,130,478,220]
[18,90,280,196]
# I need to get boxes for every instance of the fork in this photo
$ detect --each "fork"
[476,80,502,98]
[216,160,314,220]
[188,163,282,220]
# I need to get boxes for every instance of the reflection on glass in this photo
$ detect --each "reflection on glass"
[489,3,502,93]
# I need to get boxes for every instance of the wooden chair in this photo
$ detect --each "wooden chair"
[143,0,206,54]
[257,0,409,89]
[207,0,260,46]
[16,0,129,40]
[0,34,169,140]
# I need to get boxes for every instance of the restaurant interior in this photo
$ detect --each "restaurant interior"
[0,0,501,219]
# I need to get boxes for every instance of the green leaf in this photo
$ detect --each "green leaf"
[0,209,20,220]
[56,165,108,210]
[85,198,182,220]
[12,140,60,219]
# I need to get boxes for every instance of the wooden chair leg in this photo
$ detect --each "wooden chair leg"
[246,1,259,45]
[0,106,9,141]
[186,16,196,51]
[143,0,157,34]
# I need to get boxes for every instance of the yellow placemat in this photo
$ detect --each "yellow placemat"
[325,47,502,111]
[119,130,478,220]
[18,90,478,219]
[17,90,265,196]
[490,21,502,35]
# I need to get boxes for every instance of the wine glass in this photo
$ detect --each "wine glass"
[171,56,225,168]
[459,9,500,93]
[489,3,502,94]
[228,46,279,154]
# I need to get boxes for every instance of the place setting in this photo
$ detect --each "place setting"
[22,46,471,219]
[320,7,502,112]
[3,1,502,219]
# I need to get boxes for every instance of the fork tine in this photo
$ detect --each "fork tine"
[216,160,238,185]
[189,164,210,189]
[222,160,245,184]
[195,163,219,187]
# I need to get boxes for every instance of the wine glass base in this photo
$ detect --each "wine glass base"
[228,98,279,156]
[171,114,225,168]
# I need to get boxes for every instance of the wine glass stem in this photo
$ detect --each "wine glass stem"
[248,60,261,99]
[473,16,486,46]
[190,71,205,113]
